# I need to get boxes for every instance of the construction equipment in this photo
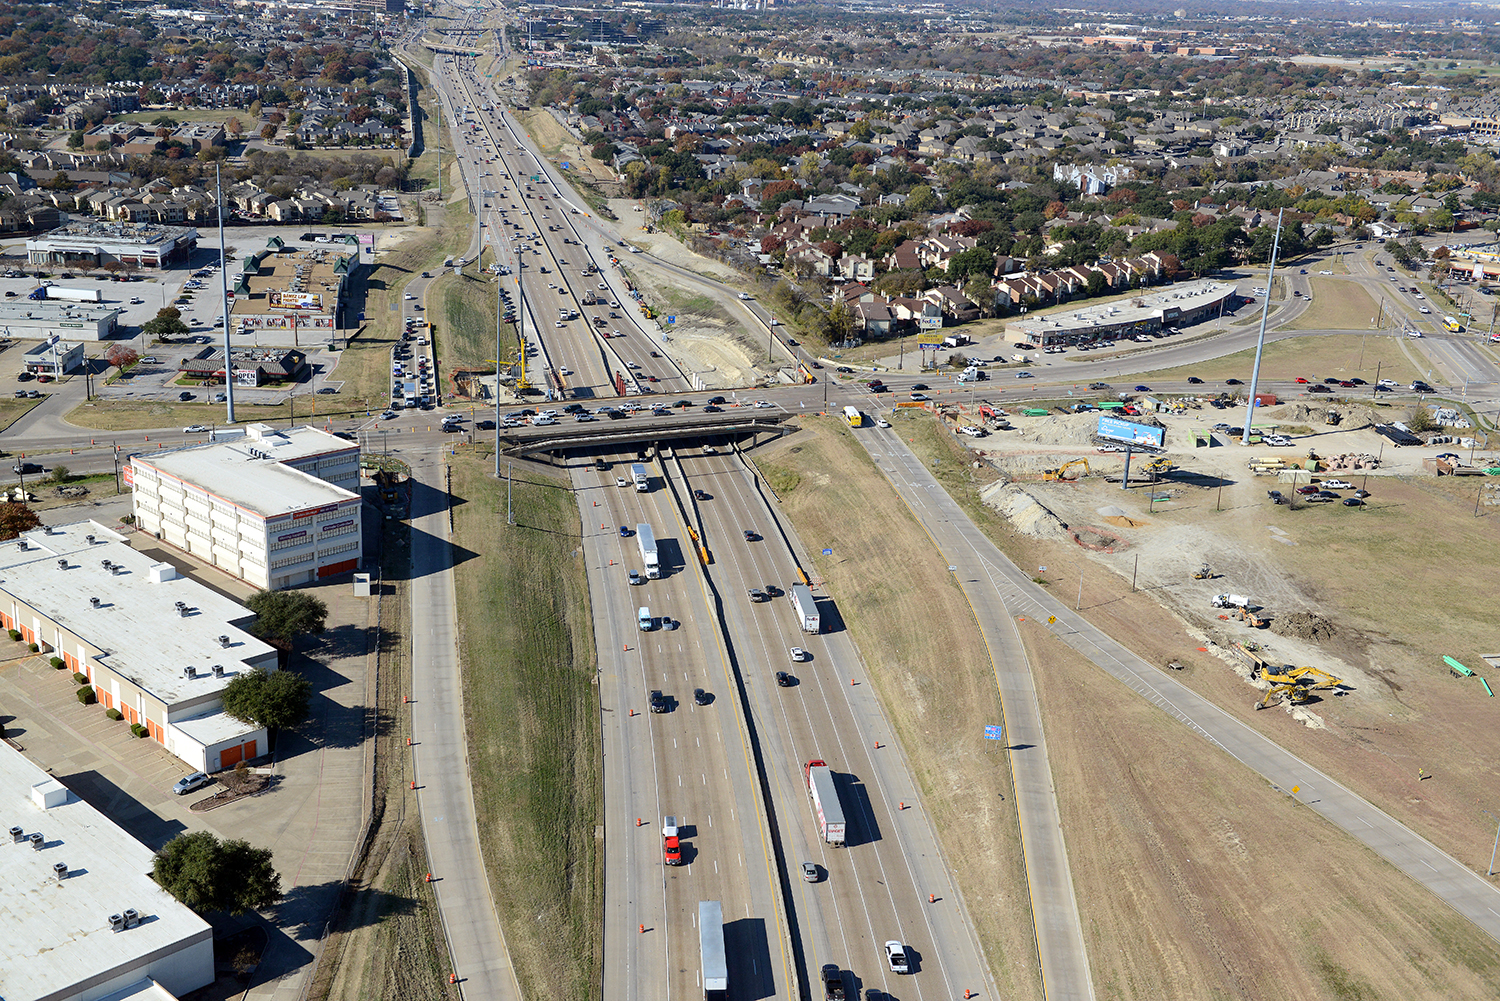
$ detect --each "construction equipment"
[1192,564,1214,580]
[1325,410,1342,426]
[1211,593,1251,609]
[1237,606,1269,628]
[1255,667,1344,709]
[1143,457,1175,475]
[1042,458,1090,481]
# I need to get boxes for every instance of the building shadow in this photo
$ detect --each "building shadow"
[56,769,187,851]
[834,770,882,848]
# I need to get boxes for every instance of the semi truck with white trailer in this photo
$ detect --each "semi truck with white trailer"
[31,285,102,303]
[636,523,659,579]
[700,900,727,1001]
[805,759,847,846]
[790,583,820,633]
[631,462,649,491]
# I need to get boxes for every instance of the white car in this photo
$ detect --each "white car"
[403,293,415,300]
[1419,307,1431,313]
[790,647,808,662]
[182,424,210,434]
[1015,371,1034,379]
[1319,270,1333,275]
[876,419,890,428]
[754,400,774,409]
[738,292,753,300]
[885,941,910,975]
[559,366,571,376]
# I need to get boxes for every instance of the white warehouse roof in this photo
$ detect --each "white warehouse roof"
[0,741,213,1001]
[1,522,276,706]
[131,425,359,519]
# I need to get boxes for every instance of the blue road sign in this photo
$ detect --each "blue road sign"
[666,315,676,324]
[822,548,833,556]
[984,724,1005,741]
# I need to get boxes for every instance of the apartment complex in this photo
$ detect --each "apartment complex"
[128,424,362,590]
[0,521,277,775]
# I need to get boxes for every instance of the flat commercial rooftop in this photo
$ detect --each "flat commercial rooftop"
[0,522,276,706]
[133,426,359,518]
[0,741,213,1001]
[1008,279,1234,340]
[0,299,123,324]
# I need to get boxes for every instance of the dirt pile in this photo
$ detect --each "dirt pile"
[1264,401,1382,427]
[979,480,1070,539]
[1271,610,1339,642]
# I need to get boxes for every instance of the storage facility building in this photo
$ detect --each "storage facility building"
[0,740,215,1001]
[0,521,277,774]
[128,423,362,590]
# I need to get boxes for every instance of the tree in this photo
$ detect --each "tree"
[152,831,282,915]
[221,667,313,731]
[1407,405,1436,433]
[66,130,84,150]
[143,307,189,339]
[247,589,328,650]
[260,124,277,142]
[944,247,996,283]
[1085,271,1109,297]
[905,185,937,214]
[104,344,139,369]
[0,502,41,541]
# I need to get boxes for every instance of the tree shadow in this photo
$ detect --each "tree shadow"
[55,770,187,851]
[272,877,416,942]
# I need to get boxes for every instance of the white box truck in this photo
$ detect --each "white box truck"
[805,760,847,846]
[790,583,820,633]
[636,523,659,579]
[700,900,727,1001]
[631,462,649,491]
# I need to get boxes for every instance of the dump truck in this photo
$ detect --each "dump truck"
[805,759,847,846]
[700,901,727,1001]
[631,462,649,491]
[790,583,820,633]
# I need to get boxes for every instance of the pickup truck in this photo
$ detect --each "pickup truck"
[1321,479,1354,490]
[821,965,845,1001]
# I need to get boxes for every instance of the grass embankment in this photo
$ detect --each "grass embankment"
[449,456,601,1001]
[312,518,454,1001]
[1286,278,1380,331]
[753,420,1042,1001]
[1128,332,1422,386]
[434,271,501,373]
[0,396,44,433]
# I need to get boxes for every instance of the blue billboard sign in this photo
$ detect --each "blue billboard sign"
[984,724,1005,741]
[1097,415,1165,448]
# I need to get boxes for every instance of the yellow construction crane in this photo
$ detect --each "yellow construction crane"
[1043,458,1091,481]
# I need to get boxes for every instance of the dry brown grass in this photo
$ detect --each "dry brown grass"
[1286,278,1380,330]
[1021,616,1500,1001]
[755,418,1043,1001]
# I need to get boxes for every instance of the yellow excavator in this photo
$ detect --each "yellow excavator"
[1254,665,1344,709]
[1043,458,1090,481]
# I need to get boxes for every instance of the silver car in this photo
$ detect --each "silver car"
[172,771,212,796]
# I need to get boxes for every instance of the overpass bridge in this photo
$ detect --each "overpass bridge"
[497,411,797,458]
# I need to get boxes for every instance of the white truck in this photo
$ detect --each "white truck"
[805,759,847,846]
[37,285,101,303]
[631,462,649,492]
[636,523,659,579]
[1211,593,1251,609]
[790,584,820,633]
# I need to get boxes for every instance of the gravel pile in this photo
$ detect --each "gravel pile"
[1270,610,1339,642]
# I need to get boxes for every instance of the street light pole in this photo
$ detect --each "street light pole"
[1485,810,1500,877]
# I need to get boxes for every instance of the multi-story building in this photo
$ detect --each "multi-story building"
[0,521,278,774]
[129,424,362,590]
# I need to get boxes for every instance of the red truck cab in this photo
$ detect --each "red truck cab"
[664,836,682,865]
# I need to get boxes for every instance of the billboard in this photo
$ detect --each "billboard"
[916,332,945,346]
[1097,415,1166,448]
[269,290,322,310]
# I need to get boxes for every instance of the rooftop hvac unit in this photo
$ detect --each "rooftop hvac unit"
[90,597,101,608]
[85,534,95,544]
[53,862,69,880]
[10,825,24,842]
[17,540,26,550]
[218,635,231,648]
[57,559,67,570]
[124,908,140,928]
[30,832,43,849]
[109,913,126,932]
[212,664,225,678]
[184,665,197,679]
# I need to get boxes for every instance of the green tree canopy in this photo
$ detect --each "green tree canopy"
[221,667,312,731]
[153,830,282,915]
[944,247,996,283]
[142,307,189,338]
[247,589,328,648]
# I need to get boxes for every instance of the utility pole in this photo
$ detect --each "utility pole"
[216,163,235,425]
[1242,209,1284,443]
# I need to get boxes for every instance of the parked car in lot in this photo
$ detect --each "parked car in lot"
[172,771,213,796]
